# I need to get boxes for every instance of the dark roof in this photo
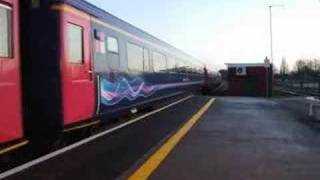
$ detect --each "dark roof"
[52,0,196,60]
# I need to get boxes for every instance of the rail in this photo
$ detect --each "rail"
[274,78,320,97]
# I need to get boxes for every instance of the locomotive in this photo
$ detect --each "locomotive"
[0,0,219,153]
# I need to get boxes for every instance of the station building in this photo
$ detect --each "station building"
[226,60,273,97]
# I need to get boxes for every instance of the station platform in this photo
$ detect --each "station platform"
[2,96,320,180]
[148,97,320,180]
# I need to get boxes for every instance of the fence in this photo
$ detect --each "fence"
[274,77,320,96]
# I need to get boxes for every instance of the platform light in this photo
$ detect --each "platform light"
[268,4,285,64]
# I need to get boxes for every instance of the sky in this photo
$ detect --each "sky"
[88,0,320,71]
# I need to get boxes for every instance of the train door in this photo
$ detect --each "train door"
[0,0,23,143]
[60,9,95,125]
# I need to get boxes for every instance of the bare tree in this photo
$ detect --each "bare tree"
[295,59,308,74]
[280,57,289,75]
[313,59,320,73]
[293,58,320,76]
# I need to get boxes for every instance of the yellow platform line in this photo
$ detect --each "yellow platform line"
[0,140,29,156]
[128,98,215,180]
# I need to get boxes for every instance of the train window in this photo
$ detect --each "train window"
[152,51,167,72]
[67,23,83,63]
[176,60,183,68]
[94,29,106,54]
[143,48,150,71]
[167,57,176,70]
[107,37,119,53]
[177,59,189,73]
[127,42,143,71]
[0,4,11,58]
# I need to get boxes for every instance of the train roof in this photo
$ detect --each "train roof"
[52,0,200,63]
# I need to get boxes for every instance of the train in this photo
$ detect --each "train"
[0,0,220,153]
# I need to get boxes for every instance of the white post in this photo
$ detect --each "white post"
[269,6,273,64]
[309,103,314,117]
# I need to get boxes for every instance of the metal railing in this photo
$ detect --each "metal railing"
[274,77,320,97]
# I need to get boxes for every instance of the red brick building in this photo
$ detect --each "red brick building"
[226,62,272,97]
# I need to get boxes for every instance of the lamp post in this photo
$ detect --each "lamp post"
[268,5,284,97]
[269,4,284,64]
[269,5,273,64]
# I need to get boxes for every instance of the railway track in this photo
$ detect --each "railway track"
[274,87,320,97]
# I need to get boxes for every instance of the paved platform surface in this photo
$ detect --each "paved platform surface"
[275,97,320,130]
[151,97,320,180]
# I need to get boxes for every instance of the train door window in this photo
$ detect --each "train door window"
[127,42,143,71]
[67,23,83,63]
[107,37,119,54]
[0,4,12,58]
[152,51,167,72]
[143,48,150,72]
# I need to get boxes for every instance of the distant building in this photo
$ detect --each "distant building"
[225,61,272,97]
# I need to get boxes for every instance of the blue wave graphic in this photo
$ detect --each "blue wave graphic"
[100,76,203,106]
[100,77,158,106]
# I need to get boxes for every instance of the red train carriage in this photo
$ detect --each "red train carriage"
[0,0,26,150]
[19,0,210,141]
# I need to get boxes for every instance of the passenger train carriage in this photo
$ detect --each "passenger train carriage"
[0,0,216,151]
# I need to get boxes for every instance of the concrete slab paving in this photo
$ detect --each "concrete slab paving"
[151,97,320,180]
